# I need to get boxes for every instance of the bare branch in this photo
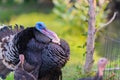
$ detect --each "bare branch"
[105,67,120,71]
[97,11,118,32]
[93,67,120,71]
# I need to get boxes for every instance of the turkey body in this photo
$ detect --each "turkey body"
[23,29,70,80]
[0,24,70,80]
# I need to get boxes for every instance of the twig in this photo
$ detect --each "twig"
[93,67,120,71]
[106,72,115,80]
[96,11,118,32]
[105,67,120,71]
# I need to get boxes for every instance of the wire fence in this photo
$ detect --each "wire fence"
[103,36,120,80]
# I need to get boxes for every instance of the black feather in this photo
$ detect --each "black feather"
[13,27,35,54]
[0,25,25,79]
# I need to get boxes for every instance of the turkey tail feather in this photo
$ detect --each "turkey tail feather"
[0,59,12,79]
[0,25,24,41]
[0,25,25,79]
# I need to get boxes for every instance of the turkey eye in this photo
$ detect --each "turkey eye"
[101,60,104,62]
[39,24,42,26]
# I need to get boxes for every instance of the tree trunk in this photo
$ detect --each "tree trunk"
[84,0,96,73]
[37,0,52,4]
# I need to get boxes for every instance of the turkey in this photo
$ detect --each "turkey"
[79,58,108,80]
[0,22,70,80]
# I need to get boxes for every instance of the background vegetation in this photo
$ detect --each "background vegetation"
[0,0,115,80]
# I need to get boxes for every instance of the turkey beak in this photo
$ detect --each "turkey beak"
[40,28,60,45]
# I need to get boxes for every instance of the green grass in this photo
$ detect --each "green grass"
[6,73,14,80]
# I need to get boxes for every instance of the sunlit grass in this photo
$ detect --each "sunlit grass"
[6,72,14,80]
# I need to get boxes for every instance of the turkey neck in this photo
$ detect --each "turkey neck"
[98,66,104,76]
[15,27,35,54]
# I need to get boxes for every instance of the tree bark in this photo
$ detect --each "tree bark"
[37,0,52,4]
[84,0,96,73]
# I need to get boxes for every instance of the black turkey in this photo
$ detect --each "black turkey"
[79,58,108,80]
[15,22,70,80]
[0,22,70,80]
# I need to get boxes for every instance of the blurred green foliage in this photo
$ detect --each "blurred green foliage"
[0,0,37,4]
[53,0,88,31]
[53,0,109,32]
